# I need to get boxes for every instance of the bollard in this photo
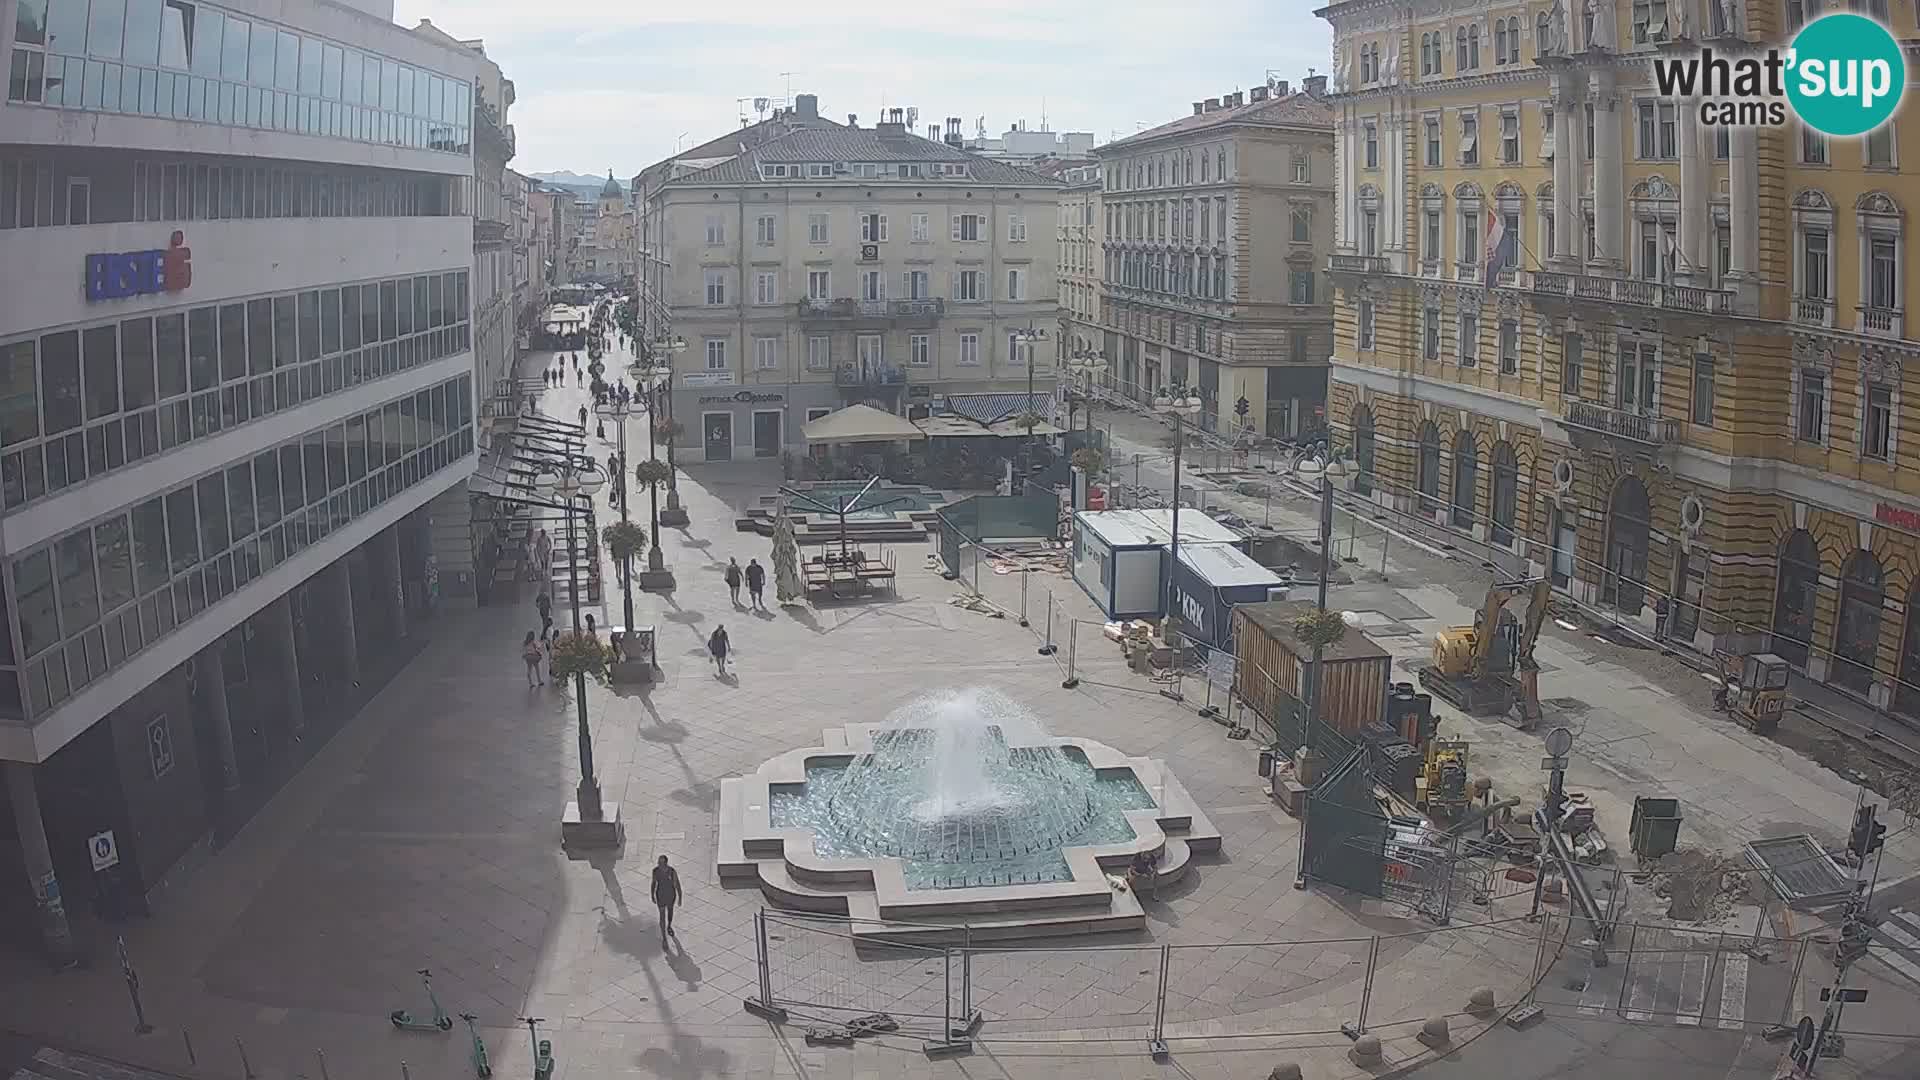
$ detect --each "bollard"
[318,1049,332,1080]
[1037,593,1057,655]
[1062,620,1080,688]
[182,1030,196,1066]
[1019,572,1030,627]
[236,1037,256,1080]
[402,1062,412,1080]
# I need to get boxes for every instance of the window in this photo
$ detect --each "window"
[1867,127,1895,168]
[1417,422,1442,511]
[1803,227,1830,300]
[703,268,727,306]
[1424,305,1441,359]
[1008,213,1027,242]
[1585,104,1596,160]
[703,338,727,371]
[704,214,725,245]
[806,335,830,370]
[1491,442,1518,545]
[911,212,929,241]
[1006,333,1028,365]
[1291,207,1312,242]
[754,336,779,371]
[1501,111,1520,163]
[1292,156,1310,183]
[1798,369,1827,442]
[1633,0,1670,42]
[956,269,984,301]
[1561,332,1584,395]
[1461,114,1479,165]
[1358,299,1376,349]
[953,213,984,241]
[1802,127,1828,165]
[958,333,980,365]
[1458,309,1479,366]
[1537,11,1553,56]
[1425,118,1442,167]
[1007,267,1027,301]
[807,269,830,300]
[807,212,829,244]
[1456,26,1469,69]
[1289,270,1315,304]
[909,334,930,366]
[1425,210,1442,262]
[1363,210,1379,255]
[1868,233,1898,310]
[1460,210,1481,266]
[807,164,832,178]
[859,212,888,242]
[1495,18,1509,63]
[1864,383,1894,461]
[1691,353,1715,425]
[906,270,930,299]
[861,269,885,301]
[1617,341,1658,415]
[755,214,776,245]
[754,271,777,305]
[1364,122,1379,169]
[1499,319,1519,374]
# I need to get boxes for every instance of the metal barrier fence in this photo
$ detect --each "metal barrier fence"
[1530,917,1812,1030]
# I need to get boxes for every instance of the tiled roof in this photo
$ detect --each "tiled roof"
[665,127,1062,188]
[1101,92,1332,152]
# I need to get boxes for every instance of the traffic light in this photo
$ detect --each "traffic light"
[1835,919,1871,966]
[1235,396,1250,419]
[1849,804,1888,859]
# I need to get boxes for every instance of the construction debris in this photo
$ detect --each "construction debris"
[1643,848,1752,923]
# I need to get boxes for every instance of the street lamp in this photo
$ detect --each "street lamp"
[535,458,612,844]
[1066,348,1105,436]
[1153,386,1203,634]
[1288,444,1348,889]
[629,358,677,590]
[1011,325,1050,490]
[653,335,690,526]
[595,396,642,627]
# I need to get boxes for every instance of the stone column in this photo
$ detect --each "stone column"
[1591,69,1625,274]
[265,596,306,737]
[331,560,360,688]
[1552,71,1584,271]
[1675,102,1703,283]
[3,761,74,962]
[384,527,408,641]
[1728,124,1760,309]
[197,644,240,791]
[1339,108,1358,250]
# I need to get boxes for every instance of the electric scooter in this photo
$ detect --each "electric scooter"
[459,1013,492,1078]
[389,968,454,1032]
[518,1016,556,1080]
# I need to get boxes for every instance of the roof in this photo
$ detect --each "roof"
[801,404,925,443]
[666,126,1062,188]
[1100,91,1332,153]
[600,171,623,197]
[1235,600,1392,663]
[1176,543,1284,589]
[939,392,1059,425]
[1074,508,1246,548]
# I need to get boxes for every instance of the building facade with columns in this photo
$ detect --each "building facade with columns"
[1094,80,1335,439]
[1318,0,1920,714]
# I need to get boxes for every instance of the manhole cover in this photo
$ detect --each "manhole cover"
[1546,697,1590,714]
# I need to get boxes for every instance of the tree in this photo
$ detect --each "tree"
[1012,411,1045,433]
[549,631,611,685]
[1070,447,1106,474]
[1292,609,1349,649]
[602,521,648,578]
[633,458,674,490]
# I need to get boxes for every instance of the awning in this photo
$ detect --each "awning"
[988,417,1064,437]
[941,392,1058,426]
[468,414,595,509]
[915,415,998,438]
[802,404,925,444]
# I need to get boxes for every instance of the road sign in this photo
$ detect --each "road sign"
[1793,1015,1815,1053]
[1541,756,1569,771]
[89,830,120,871]
[1819,987,1869,1003]
[1544,726,1574,757]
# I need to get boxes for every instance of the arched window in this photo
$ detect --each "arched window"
[1417,421,1442,512]
[1603,475,1652,614]
[1352,404,1376,497]
[1468,24,1481,68]
[1537,11,1552,57]
[1490,441,1518,545]
[1419,33,1430,74]
[1456,26,1469,69]
[1451,432,1479,527]
[1772,530,1819,666]
[1494,19,1508,63]
[1833,550,1886,693]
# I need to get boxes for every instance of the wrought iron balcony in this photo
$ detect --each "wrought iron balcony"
[797,298,945,326]
[835,363,909,388]
[1529,270,1735,315]
[1561,400,1680,447]
[1327,253,1387,275]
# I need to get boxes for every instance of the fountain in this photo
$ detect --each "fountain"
[719,688,1222,940]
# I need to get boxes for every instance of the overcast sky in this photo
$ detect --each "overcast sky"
[392,0,1334,177]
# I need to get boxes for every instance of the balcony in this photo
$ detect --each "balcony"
[1860,305,1905,338]
[1792,296,1834,327]
[474,218,509,247]
[1530,271,1736,316]
[1327,253,1387,275]
[835,363,909,388]
[797,298,946,328]
[1561,400,1680,447]
[1456,261,1482,282]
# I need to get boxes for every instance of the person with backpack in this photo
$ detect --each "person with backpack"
[708,624,730,677]
[521,631,544,687]
[724,558,744,607]
[745,558,767,610]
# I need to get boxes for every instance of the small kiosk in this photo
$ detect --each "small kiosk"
[1070,509,1248,620]
[1168,543,1286,653]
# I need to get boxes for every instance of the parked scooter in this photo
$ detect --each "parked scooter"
[519,1016,556,1080]
[389,968,454,1032]
[459,1013,492,1077]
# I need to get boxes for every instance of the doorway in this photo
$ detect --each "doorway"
[702,412,733,462]
[752,410,782,458]
[1671,548,1706,642]
[1602,476,1652,615]
[1549,508,1575,589]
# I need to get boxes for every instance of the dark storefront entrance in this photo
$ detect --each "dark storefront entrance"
[703,413,733,462]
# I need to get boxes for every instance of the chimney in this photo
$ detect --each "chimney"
[1303,74,1327,95]
[793,93,818,120]
[1274,79,1290,95]
[877,107,908,139]
[945,117,964,147]
[928,124,941,140]
[1250,86,1269,103]
[848,113,858,126]
[1192,101,1205,115]
[1205,97,1220,111]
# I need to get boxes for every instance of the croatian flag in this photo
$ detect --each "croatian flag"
[1483,212,1507,288]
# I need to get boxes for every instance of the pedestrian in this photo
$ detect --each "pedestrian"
[596,418,606,440]
[533,528,552,581]
[651,855,682,945]
[578,405,588,428]
[708,624,730,677]
[1653,595,1670,642]
[522,630,545,686]
[745,558,766,610]
[724,558,743,606]
[585,613,597,638]
[535,590,553,638]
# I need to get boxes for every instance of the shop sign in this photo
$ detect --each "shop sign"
[85,231,192,302]
[1177,587,1208,636]
[699,390,784,405]
[682,372,737,387]
[1875,501,1920,532]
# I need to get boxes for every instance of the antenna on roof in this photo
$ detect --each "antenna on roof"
[778,71,797,105]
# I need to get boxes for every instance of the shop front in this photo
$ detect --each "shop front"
[670,381,840,462]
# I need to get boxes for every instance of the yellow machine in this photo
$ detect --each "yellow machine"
[1419,578,1553,724]
[1416,739,1472,818]
[1715,652,1791,734]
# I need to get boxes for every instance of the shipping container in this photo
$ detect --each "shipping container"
[1070,509,1247,620]
[1169,543,1286,653]
[1232,600,1393,738]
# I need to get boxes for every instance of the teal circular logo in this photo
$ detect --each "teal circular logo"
[1787,14,1906,137]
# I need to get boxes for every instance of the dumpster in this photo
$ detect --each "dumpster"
[1630,796,1682,858]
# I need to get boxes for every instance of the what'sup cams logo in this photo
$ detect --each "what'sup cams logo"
[1653,12,1907,137]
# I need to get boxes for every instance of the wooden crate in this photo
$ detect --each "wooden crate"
[1232,600,1392,738]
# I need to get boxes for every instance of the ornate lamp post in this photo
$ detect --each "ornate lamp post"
[1288,444,1348,888]
[536,459,615,845]
[653,335,690,526]
[1010,325,1050,489]
[631,357,677,591]
[1063,348,1107,509]
[594,396,642,627]
[1152,386,1203,629]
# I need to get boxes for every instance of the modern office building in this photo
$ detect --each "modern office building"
[1318,0,1920,713]
[1,0,482,954]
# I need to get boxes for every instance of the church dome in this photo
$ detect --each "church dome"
[600,170,622,198]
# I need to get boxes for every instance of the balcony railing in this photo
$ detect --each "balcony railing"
[1793,296,1835,326]
[1859,304,1903,337]
[835,363,909,387]
[1456,261,1482,282]
[1561,400,1680,446]
[1328,253,1387,274]
[1531,271,1736,315]
[797,298,946,324]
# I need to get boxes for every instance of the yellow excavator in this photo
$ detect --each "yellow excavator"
[1418,578,1552,726]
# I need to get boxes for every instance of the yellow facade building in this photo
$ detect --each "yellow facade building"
[1319,0,1920,714]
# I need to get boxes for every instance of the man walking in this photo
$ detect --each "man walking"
[651,855,682,946]
[708,624,731,678]
[535,590,553,639]
[745,558,767,610]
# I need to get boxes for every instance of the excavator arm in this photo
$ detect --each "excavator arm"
[1513,578,1553,667]
[1466,580,1531,675]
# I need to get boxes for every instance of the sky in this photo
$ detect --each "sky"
[391,0,1335,178]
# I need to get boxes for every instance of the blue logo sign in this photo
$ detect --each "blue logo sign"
[85,231,192,303]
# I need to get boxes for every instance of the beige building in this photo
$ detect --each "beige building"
[567,173,634,285]
[1095,79,1336,438]
[655,107,1063,462]
[1046,160,1103,381]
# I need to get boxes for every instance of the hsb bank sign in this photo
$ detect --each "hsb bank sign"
[85,231,192,303]
[1654,13,1907,137]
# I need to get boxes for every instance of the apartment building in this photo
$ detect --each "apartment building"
[1044,159,1103,371]
[568,172,633,286]
[1319,0,1920,712]
[1095,80,1336,438]
[1,0,482,953]
[654,108,1062,461]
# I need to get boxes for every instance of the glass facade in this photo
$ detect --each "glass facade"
[8,0,473,155]
[1,371,474,720]
[0,268,471,510]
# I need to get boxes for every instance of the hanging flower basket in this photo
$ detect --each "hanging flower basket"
[1070,447,1106,474]
[1013,411,1046,432]
[1292,609,1349,649]
[602,520,648,563]
[549,631,611,684]
[633,459,674,489]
